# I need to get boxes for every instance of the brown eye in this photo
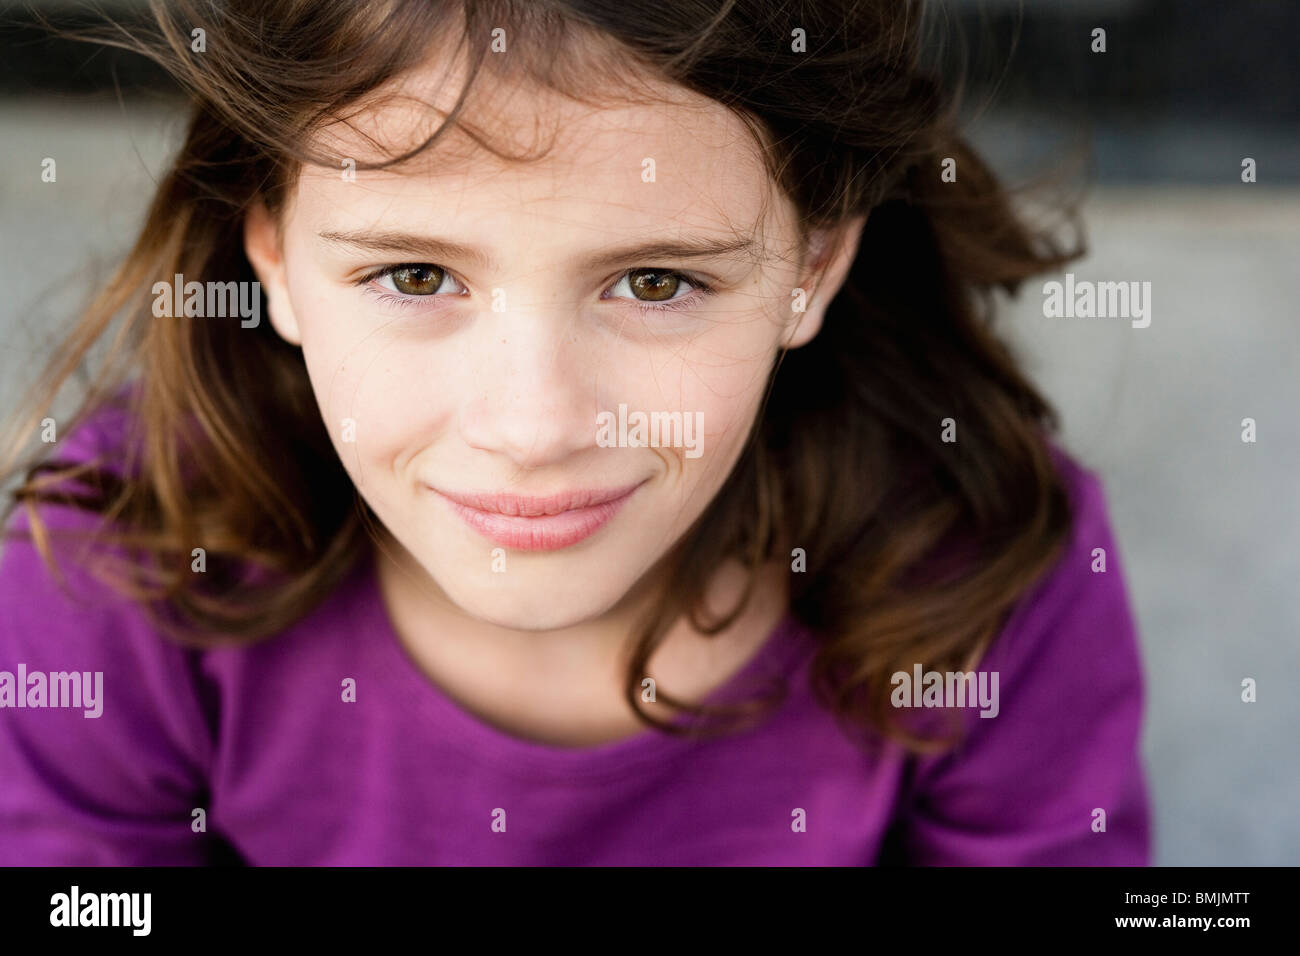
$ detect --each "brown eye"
[627,269,680,302]
[389,265,445,295]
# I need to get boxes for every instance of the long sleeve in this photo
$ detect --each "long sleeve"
[889,459,1151,865]
[0,441,219,865]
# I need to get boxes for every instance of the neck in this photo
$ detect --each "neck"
[370,529,791,745]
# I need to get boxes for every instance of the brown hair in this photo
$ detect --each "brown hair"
[1,0,1083,755]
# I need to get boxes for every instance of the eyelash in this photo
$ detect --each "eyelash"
[354,264,717,315]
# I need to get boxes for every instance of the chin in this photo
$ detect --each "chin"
[433,571,632,632]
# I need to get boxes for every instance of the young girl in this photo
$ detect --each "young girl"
[0,0,1149,865]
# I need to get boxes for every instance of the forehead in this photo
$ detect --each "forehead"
[296,52,784,246]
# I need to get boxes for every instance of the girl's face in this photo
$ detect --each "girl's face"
[246,61,860,631]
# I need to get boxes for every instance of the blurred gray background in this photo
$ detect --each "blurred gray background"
[1,0,1296,864]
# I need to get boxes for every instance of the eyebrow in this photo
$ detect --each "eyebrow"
[316,229,760,270]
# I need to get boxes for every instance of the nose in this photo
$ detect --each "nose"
[458,306,599,469]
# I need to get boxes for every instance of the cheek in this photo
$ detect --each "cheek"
[678,369,767,487]
[287,280,464,490]
[626,319,776,485]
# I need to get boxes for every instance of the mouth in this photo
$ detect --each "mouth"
[427,481,646,552]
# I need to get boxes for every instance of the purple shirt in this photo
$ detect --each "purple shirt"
[0,404,1150,865]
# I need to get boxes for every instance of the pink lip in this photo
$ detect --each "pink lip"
[428,481,645,551]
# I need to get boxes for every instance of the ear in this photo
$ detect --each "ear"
[244,200,303,346]
[781,214,867,350]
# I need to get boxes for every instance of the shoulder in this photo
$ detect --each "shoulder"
[903,437,1143,755]
[922,435,1146,766]
[893,439,1150,863]
[0,477,214,863]
[1045,438,1116,559]
[5,385,137,532]
[984,438,1137,680]
[0,385,211,758]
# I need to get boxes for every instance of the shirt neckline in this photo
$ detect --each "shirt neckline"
[352,549,815,780]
